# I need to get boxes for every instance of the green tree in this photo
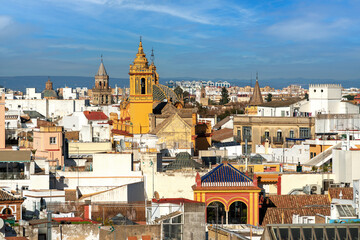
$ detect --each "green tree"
[343,94,354,101]
[220,87,230,105]
[182,91,190,103]
[174,86,183,98]
[183,91,190,98]
[265,93,272,102]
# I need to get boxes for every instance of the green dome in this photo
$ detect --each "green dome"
[42,89,58,98]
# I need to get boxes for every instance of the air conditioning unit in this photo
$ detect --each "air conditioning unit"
[310,184,321,195]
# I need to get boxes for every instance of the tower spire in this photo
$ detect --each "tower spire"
[137,36,144,54]
[151,48,154,64]
[249,72,263,106]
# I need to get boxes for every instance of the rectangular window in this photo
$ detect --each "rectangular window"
[289,130,294,138]
[141,78,146,94]
[242,126,252,142]
[50,137,56,144]
[281,110,285,117]
[300,128,310,138]
[237,129,241,137]
[242,144,252,154]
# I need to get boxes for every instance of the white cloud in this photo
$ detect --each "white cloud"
[266,18,352,41]
[42,0,255,26]
[49,44,133,53]
[0,16,12,30]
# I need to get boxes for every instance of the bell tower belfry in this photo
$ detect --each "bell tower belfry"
[128,38,159,134]
[92,57,112,105]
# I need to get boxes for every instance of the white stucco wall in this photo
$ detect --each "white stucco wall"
[256,144,310,164]
[5,99,87,119]
[257,106,292,117]
[333,149,360,185]
[56,153,143,189]
[280,173,334,195]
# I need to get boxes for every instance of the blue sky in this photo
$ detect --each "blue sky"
[1,0,360,81]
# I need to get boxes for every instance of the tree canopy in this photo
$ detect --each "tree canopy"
[220,87,230,105]
[265,93,272,102]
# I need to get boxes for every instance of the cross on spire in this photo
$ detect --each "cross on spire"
[101,54,103,63]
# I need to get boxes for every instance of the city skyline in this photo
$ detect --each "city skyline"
[1,0,360,81]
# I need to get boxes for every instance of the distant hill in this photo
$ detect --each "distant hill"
[0,76,359,92]
[0,76,128,92]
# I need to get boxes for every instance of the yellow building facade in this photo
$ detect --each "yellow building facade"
[127,40,159,134]
[233,116,315,153]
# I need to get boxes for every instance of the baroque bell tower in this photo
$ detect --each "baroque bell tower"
[128,38,159,134]
[92,57,112,105]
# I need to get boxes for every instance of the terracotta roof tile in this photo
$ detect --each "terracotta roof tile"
[83,111,108,121]
[211,128,233,142]
[152,198,200,204]
[262,207,330,225]
[328,187,353,200]
[268,195,330,208]
[213,116,231,130]
[0,189,25,201]
[259,98,301,108]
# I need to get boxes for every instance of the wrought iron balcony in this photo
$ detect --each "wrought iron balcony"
[242,135,252,142]
[272,137,284,145]
[234,135,241,142]
[0,172,28,180]
[261,136,271,144]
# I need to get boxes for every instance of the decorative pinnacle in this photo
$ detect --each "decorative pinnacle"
[151,48,154,63]
[101,54,103,63]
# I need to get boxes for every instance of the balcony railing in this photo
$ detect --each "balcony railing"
[299,135,311,139]
[243,135,252,142]
[273,137,284,145]
[0,172,28,180]
[261,136,271,144]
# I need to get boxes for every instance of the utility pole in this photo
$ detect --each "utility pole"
[47,211,52,240]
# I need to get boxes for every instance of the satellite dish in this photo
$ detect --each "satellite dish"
[0,218,4,229]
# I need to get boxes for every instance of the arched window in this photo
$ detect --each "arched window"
[141,78,146,94]
[207,201,226,224]
[228,201,247,224]
[289,129,294,138]
[2,207,12,215]
[264,130,270,139]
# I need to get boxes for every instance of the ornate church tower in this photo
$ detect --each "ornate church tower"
[92,58,112,105]
[128,39,159,134]
[246,73,263,115]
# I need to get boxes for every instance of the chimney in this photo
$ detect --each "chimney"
[196,172,201,187]
[253,174,258,187]
[0,93,5,149]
